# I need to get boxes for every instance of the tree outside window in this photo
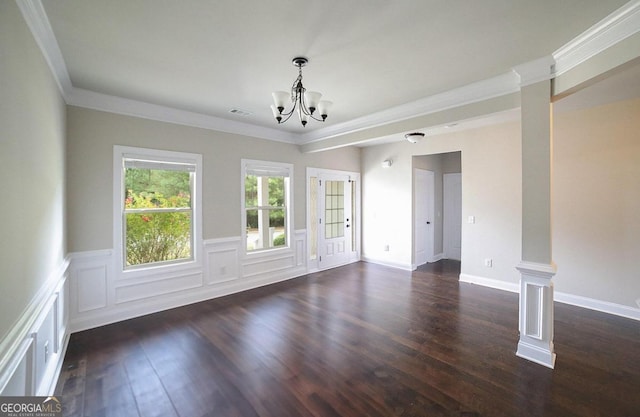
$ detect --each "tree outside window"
[123,163,194,267]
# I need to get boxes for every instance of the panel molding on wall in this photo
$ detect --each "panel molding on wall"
[0,258,70,396]
[69,231,308,333]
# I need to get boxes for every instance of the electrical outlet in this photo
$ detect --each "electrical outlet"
[484,258,493,267]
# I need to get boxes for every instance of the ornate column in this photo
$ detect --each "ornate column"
[513,58,557,368]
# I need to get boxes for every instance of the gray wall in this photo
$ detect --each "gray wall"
[0,2,67,341]
[66,106,361,251]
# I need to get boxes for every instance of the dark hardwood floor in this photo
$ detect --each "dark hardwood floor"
[55,261,640,417]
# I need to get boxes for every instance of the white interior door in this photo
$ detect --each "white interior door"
[318,174,353,270]
[415,169,435,266]
[444,173,462,260]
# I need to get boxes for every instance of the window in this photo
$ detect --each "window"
[242,160,292,252]
[114,146,202,270]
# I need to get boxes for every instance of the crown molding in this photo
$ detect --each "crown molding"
[18,0,640,146]
[66,87,299,143]
[299,71,522,144]
[16,0,297,144]
[16,0,72,98]
[553,0,640,76]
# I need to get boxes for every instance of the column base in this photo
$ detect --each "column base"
[516,261,557,369]
[517,339,556,369]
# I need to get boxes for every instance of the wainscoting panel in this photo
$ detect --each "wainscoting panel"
[76,265,107,313]
[295,230,306,267]
[115,272,203,304]
[69,231,308,333]
[243,253,296,278]
[205,237,241,284]
[0,259,70,397]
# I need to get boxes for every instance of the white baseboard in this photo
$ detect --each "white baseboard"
[361,256,414,271]
[458,273,640,322]
[554,291,640,321]
[459,273,519,293]
[430,252,445,262]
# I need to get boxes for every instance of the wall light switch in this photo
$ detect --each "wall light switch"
[484,258,493,267]
[468,216,475,224]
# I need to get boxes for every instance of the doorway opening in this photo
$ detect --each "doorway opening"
[413,152,462,268]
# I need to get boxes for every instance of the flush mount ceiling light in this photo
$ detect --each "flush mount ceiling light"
[271,57,333,127]
[405,132,425,143]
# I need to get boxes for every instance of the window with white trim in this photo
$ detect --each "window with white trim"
[242,159,292,252]
[114,146,202,270]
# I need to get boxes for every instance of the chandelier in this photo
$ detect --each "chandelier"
[271,57,332,127]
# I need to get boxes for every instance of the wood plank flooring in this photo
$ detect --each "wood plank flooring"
[55,261,640,417]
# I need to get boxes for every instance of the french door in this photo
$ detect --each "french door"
[307,169,360,271]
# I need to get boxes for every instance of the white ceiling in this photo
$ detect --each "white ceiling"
[38,0,633,142]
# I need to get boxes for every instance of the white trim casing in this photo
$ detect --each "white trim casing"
[241,159,294,258]
[113,146,204,281]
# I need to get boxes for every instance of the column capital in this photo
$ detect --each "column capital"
[513,56,555,87]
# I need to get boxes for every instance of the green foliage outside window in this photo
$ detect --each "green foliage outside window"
[124,168,192,267]
[245,175,285,228]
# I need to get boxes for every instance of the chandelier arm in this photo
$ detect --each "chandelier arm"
[278,110,297,124]
[308,113,326,122]
[278,103,297,118]
[297,89,315,116]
